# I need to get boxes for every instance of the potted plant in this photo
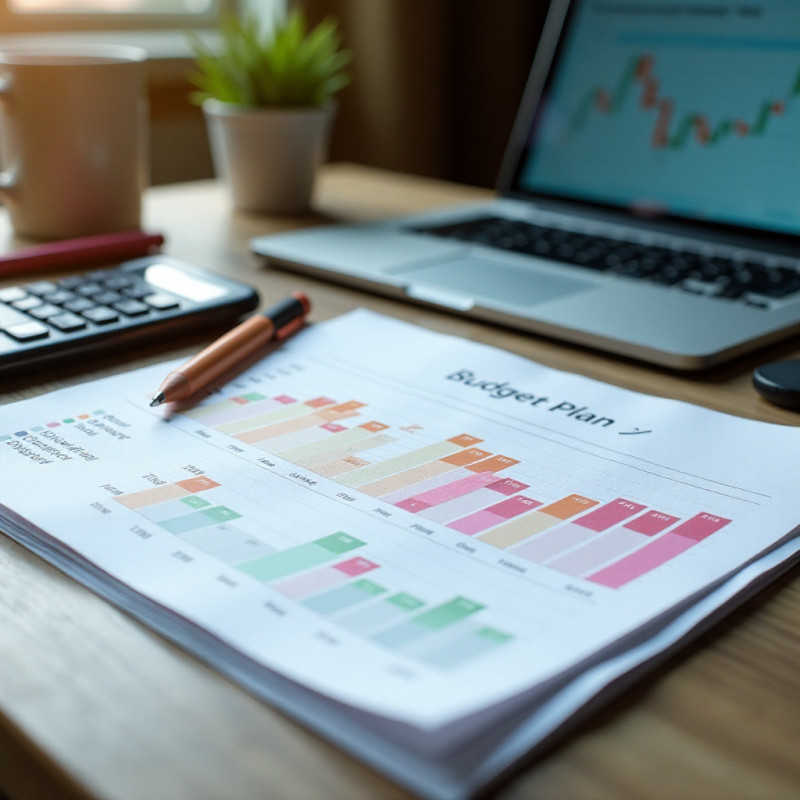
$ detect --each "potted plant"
[188,10,350,213]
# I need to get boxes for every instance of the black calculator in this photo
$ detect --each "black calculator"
[0,255,259,375]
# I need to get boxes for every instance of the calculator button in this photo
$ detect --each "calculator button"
[113,299,150,316]
[48,312,87,332]
[0,286,27,303]
[89,269,115,281]
[5,320,50,341]
[76,282,104,297]
[57,275,87,290]
[82,306,119,325]
[144,293,180,311]
[122,284,151,299]
[25,280,58,296]
[46,290,77,305]
[0,303,32,329]
[102,275,135,290]
[63,297,97,313]
[11,295,43,312]
[28,303,62,320]
[93,291,122,305]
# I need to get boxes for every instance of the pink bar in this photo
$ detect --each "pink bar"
[275,395,296,404]
[672,512,731,541]
[334,557,380,577]
[321,423,347,433]
[395,472,498,512]
[546,528,650,575]
[574,498,647,532]
[489,478,530,496]
[231,396,249,405]
[588,532,698,588]
[448,510,505,536]
[488,495,542,519]
[624,510,679,536]
[273,558,379,598]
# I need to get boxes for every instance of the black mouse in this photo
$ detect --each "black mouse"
[752,360,800,411]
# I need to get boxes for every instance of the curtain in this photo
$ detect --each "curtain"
[300,0,550,187]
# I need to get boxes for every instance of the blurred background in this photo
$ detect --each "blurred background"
[0,0,548,188]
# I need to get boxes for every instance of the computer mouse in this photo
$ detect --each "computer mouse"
[752,359,800,411]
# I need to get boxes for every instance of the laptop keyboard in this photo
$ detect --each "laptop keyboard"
[411,216,800,308]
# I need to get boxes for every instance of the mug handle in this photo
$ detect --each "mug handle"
[0,74,18,196]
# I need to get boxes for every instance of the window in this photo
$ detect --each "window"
[0,0,238,32]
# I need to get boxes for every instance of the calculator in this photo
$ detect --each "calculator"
[0,255,260,374]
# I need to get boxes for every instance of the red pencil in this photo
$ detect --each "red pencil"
[0,229,165,278]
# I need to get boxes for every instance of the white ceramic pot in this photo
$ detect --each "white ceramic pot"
[203,99,334,214]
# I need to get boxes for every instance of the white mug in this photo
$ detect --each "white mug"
[0,44,148,240]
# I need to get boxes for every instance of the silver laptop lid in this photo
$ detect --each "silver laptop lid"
[498,0,800,251]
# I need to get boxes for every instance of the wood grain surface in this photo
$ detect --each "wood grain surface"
[0,164,798,800]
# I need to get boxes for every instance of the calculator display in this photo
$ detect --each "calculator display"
[142,263,229,303]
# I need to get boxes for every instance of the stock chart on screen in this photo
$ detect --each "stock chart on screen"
[520,1,800,234]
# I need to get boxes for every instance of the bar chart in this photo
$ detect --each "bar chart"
[176,383,734,590]
[113,478,514,669]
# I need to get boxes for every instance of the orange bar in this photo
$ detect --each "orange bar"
[305,396,337,409]
[467,455,520,473]
[360,421,390,433]
[314,455,370,478]
[539,493,599,519]
[441,447,492,466]
[448,434,483,447]
[176,476,221,493]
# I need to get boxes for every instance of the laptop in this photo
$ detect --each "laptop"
[251,0,800,370]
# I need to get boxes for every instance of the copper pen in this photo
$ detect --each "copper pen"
[150,291,311,407]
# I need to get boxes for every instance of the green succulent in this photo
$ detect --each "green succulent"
[187,10,350,108]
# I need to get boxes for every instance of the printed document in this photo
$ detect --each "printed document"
[2,310,799,799]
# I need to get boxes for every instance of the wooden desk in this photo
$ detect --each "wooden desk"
[1,164,799,800]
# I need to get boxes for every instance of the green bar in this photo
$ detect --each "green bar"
[709,119,732,145]
[337,440,464,488]
[316,531,367,554]
[237,532,365,582]
[158,505,240,534]
[669,113,696,149]
[278,426,372,463]
[180,495,212,510]
[412,597,484,631]
[792,65,800,95]
[610,54,639,112]
[569,86,600,132]
[352,579,385,597]
[386,592,426,612]
[63,418,75,424]
[202,505,241,524]
[419,626,513,669]
[303,579,386,615]
[477,627,513,643]
[216,402,313,436]
[752,100,772,135]
[241,392,266,402]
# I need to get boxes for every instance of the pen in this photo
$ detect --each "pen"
[0,229,165,278]
[149,291,311,407]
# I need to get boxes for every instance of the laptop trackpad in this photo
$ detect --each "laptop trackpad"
[399,256,594,307]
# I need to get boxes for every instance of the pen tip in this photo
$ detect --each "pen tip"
[149,392,166,408]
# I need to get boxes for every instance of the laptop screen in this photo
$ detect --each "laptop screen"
[515,0,800,236]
